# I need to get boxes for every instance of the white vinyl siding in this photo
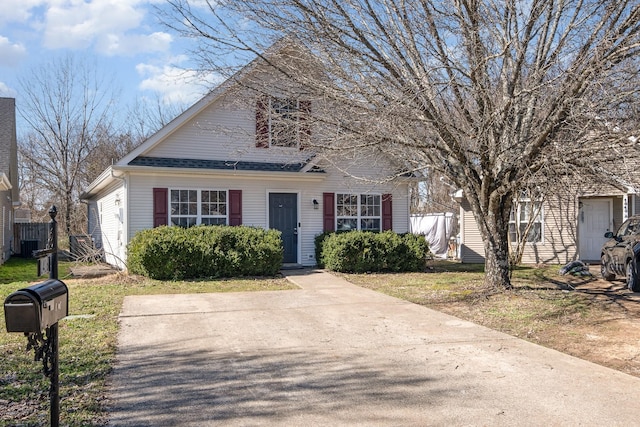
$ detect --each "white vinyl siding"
[87,180,126,269]
[458,190,579,264]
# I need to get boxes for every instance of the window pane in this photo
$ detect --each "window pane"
[171,190,179,203]
[509,223,517,242]
[270,98,299,148]
[337,218,357,231]
[201,190,227,223]
[522,223,542,243]
[360,194,380,217]
[202,218,227,226]
[361,218,380,231]
[337,193,357,217]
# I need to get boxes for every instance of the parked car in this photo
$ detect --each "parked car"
[600,215,640,292]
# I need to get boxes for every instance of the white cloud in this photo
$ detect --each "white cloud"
[0,0,45,27]
[136,61,220,105]
[0,36,27,67]
[96,31,172,56]
[0,81,17,98]
[41,0,171,56]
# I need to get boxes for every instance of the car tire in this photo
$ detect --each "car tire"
[626,260,640,292]
[600,255,615,281]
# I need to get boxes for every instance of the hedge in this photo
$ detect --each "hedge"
[127,225,283,280]
[316,230,429,273]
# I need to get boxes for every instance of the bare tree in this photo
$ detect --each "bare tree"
[18,55,117,236]
[161,0,640,289]
[127,94,188,142]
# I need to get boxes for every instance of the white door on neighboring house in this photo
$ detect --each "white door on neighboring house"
[578,199,612,261]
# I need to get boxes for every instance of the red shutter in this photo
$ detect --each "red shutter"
[153,188,168,227]
[382,194,393,231]
[256,96,269,148]
[229,190,242,226]
[299,100,311,150]
[323,192,335,232]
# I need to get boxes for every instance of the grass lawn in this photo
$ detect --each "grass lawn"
[0,257,296,426]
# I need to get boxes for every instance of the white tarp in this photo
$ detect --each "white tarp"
[410,213,455,258]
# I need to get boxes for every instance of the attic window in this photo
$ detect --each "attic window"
[256,96,311,149]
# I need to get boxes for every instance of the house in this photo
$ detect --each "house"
[455,180,640,264]
[0,97,20,264]
[81,45,411,270]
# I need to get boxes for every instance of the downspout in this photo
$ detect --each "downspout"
[111,169,127,269]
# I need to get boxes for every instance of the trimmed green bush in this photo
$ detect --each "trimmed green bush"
[314,231,332,269]
[317,231,429,273]
[127,225,283,280]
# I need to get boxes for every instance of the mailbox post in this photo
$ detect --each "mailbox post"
[3,206,66,427]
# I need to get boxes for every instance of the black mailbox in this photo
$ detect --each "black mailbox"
[4,279,68,333]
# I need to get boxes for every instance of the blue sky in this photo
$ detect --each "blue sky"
[0,0,218,132]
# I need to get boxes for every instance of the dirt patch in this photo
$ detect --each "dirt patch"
[69,264,120,278]
[538,276,640,377]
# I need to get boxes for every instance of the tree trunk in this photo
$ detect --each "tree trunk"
[483,235,512,291]
[472,192,514,291]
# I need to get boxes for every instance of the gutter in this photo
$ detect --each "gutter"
[113,165,327,182]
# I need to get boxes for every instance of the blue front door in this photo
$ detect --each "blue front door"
[269,193,298,263]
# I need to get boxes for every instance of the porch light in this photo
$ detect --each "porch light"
[313,199,319,209]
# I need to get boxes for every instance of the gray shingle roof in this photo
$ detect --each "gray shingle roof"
[129,156,324,173]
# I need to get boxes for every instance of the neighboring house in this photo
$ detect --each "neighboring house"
[456,181,640,264]
[0,98,20,264]
[81,45,411,270]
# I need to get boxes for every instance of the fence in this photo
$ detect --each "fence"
[13,223,49,257]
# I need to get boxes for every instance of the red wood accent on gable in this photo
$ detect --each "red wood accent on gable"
[256,97,269,148]
[323,192,335,232]
[382,193,393,231]
[229,190,242,226]
[153,188,168,227]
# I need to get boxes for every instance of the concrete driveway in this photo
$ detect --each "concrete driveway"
[107,269,640,426]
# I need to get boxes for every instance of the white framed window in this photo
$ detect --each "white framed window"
[336,193,381,232]
[257,96,311,149]
[170,189,227,227]
[201,190,227,225]
[270,97,300,148]
[509,200,543,243]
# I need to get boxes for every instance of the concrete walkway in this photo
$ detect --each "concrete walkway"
[107,269,640,426]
